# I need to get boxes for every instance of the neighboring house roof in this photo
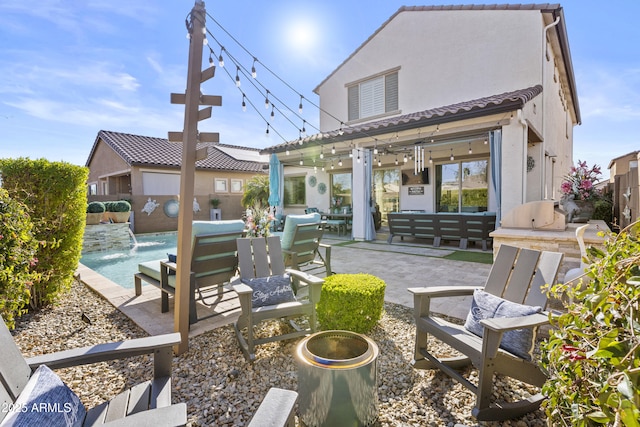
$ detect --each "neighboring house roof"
[86,130,268,172]
[313,4,580,124]
[264,85,542,153]
[608,151,640,170]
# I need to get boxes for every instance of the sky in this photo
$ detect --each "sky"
[1,1,638,180]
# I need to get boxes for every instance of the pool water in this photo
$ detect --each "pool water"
[80,233,177,289]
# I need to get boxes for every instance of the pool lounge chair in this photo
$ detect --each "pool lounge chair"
[0,315,186,426]
[134,220,245,325]
[274,213,331,277]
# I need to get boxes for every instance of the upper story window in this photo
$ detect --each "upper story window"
[347,70,399,121]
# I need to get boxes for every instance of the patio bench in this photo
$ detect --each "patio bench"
[387,212,496,250]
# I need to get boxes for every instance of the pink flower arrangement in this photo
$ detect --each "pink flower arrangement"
[560,160,602,201]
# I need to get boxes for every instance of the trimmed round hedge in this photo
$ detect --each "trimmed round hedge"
[316,273,386,333]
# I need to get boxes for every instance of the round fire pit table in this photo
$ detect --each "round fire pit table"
[295,330,379,427]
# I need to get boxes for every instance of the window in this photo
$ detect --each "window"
[348,70,398,121]
[142,172,180,195]
[284,175,305,206]
[231,179,243,193]
[435,160,488,213]
[215,178,228,193]
[331,173,352,209]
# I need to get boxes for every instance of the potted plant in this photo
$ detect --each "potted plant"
[86,201,105,225]
[103,200,131,223]
[560,160,603,223]
[210,198,221,221]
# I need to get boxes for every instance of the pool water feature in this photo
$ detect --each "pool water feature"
[80,233,177,289]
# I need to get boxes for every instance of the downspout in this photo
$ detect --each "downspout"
[541,16,561,199]
[517,109,528,204]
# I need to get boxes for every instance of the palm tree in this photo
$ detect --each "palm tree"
[241,175,269,209]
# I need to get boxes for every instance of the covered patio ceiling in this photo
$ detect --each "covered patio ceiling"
[261,85,542,169]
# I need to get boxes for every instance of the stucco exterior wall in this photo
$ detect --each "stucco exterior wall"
[87,141,130,186]
[317,9,543,131]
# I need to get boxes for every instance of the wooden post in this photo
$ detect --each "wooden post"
[174,1,206,354]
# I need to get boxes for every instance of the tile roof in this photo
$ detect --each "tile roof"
[89,130,267,173]
[265,85,542,152]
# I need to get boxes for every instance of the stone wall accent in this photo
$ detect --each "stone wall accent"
[83,223,132,253]
[490,220,609,281]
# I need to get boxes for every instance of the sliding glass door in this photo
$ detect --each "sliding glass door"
[436,160,488,213]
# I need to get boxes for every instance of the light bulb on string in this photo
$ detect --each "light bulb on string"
[403,153,408,163]
[319,148,324,159]
[298,95,304,114]
[286,146,290,156]
[208,53,214,68]
[468,143,472,154]
[373,145,378,155]
[322,165,325,172]
[264,90,270,109]
[378,159,382,167]
[299,155,303,166]
[203,35,208,45]
[251,58,257,79]
[356,152,361,164]
[301,120,307,137]
[429,150,433,164]
[270,105,275,120]
[331,162,334,170]
[395,155,399,165]
[218,49,224,67]
[235,66,241,87]
[338,122,344,136]
[298,131,303,145]
[265,123,270,137]
[338,158,343,167]
[450,148,454,161]
[241,94,246,111]
[201,26,206,35]
[331,145,336,155]
[484,137,488,145]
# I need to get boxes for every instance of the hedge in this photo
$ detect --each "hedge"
[0,158,88,309]
[0,189,40,328]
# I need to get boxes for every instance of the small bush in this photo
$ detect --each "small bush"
[86,201,105,213]
[0,189,40,328]
[103,200,131,212]
[316,273,386,333]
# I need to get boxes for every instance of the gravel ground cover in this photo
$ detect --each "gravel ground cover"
[11,281,547,426]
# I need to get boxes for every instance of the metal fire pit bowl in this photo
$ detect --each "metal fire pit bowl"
[295,330,379,427]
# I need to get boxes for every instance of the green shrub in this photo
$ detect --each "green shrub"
[0,158,88,309]
[87,201,105,213]
[316,273,386,333]
[542,223,640,425]
[112,200,131,212]
[0,189,40,328]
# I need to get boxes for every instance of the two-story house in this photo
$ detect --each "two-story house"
[264,4,580,241]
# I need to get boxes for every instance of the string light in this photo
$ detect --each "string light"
[208,52,214,68]
[331,145,336,155]
[395,155,399,165]
[357,152,361,163]
[468,142,472,154]
[331,161,334,170]
[251,58,257,78]
[338,158,343,167]
[450,148,454,161]
[338,122,344,136]
[264,90,270,109]
[403,153,408,163]
[484,137,488,145]
[298,95,304,114]
[373,144,378,155]
[286,146,290,156]
[218,47,225,67]
[265,123,270,137]
[235,66,241,87]
[301,120,307,137]
[299,154,303,166]
[241,94,246,111]
[319,147,324,159]
[270,105,275,120]
[203,35,208,45]
[429,150,433,164]
[378,158,382,167]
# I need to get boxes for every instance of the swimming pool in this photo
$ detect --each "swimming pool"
[80,233,177,289]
